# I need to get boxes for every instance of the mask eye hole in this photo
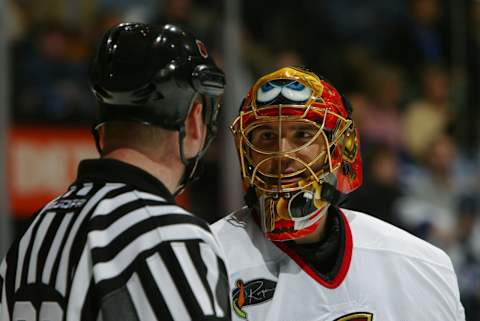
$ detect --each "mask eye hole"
[257,82,281,103]
[281,81,311,102]
[286,81,305,90]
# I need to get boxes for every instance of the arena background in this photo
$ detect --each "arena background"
[0,0,479,318]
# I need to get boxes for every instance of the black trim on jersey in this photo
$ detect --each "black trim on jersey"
[91,214,211,264]
[136,259,175,321]
[76,159,176,204]
[88,198,168,231]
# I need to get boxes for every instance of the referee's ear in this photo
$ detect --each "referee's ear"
[183,99,206,159]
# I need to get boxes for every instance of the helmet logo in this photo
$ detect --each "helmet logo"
[195,39,209,58]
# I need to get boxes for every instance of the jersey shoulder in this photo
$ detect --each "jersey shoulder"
[212,207,283,268]
[87,188,220,257]
[342,208,453,270]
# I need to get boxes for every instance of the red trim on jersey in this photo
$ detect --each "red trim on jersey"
[273,209,353,289]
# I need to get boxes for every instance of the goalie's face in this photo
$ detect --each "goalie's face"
[248,120,328,186]
[244,118,331,241]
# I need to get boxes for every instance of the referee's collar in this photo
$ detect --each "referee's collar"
[75,158,176,203]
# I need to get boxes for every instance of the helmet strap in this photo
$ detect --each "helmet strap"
[91,122,106,156]
[174,125,202,196]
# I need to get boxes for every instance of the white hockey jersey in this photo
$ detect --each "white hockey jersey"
[212,207,465,321]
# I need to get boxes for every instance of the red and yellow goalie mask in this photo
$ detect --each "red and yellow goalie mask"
[231,67,362,241]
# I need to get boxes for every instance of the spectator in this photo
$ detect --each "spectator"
[402,63,451,160]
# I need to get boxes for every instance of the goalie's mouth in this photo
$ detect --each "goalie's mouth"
[259,172,307,187]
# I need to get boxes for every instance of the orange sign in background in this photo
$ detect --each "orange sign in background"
[8,126,97,217]
[8,126,190,218]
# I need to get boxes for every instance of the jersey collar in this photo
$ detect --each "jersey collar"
[75,158,176,203]
[273,207,353,289]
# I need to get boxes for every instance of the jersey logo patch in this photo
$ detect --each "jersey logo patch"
[232,278,276,319]
[334,312,374,321]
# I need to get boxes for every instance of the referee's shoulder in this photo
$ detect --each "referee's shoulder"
[86,187,218,251]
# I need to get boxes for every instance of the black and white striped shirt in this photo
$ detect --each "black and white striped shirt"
[0,159,231,321]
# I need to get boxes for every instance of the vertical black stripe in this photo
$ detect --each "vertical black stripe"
[20,213,46,287]
[35,214,65,282]
[136,260,174,321]
[80,280,100,321]
[216,256,231,318]
[186,241,216,315]
[159,242,204,318]
[5,239,20,314]
[49,209,79,287]
[49,183,111,288]
[0,273,4,303]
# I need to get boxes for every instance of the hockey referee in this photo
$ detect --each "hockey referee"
[0,23,230,321]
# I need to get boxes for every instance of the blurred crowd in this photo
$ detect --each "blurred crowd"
[5,0,480,319]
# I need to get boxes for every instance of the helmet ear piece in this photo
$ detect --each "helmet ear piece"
[191,65,225,96]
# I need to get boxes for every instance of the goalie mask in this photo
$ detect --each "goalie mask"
[231,67,362,241]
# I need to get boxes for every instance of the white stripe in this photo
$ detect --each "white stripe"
[200,243,224,317]
[63,186,77,198]
[133,190,166,202]
[147,253,191,321]
[55,184,124,295]
[91,191,138,218]
[126,273,157,321]
[77,183,93,196]
[1,280,10,321]
[171,242,214,315]
[0,260,6,277]
[89,205,189,248]
[15,214,42,291]
[66,245,91,321]
[27,213,56,283]
[42,213,74,284]
[92,224,215,282]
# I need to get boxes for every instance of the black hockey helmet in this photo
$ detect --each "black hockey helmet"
[90,22,224,130]
[89,22,225,193]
